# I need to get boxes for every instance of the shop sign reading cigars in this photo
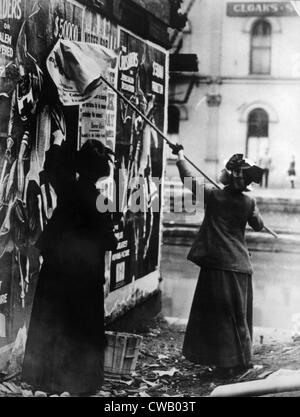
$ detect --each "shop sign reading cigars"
[227,2,298,17]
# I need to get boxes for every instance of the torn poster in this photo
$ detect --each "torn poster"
[46,40,117,106]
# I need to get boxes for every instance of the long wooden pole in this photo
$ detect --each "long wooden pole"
[100,76,278,240]
[210,374,300,397]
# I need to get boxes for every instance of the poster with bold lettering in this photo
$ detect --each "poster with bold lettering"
[109,29,167,291]
[0,0,26,136]
[0,0,49,349]
[83,8,118,50]
[52,0,84,42]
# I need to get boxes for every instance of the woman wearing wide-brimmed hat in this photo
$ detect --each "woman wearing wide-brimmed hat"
[22,130,118,396]
[171,144,265,379]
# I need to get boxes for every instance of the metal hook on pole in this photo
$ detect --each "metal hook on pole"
[100,76,279,240]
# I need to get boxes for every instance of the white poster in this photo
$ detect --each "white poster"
[47,40,117,106]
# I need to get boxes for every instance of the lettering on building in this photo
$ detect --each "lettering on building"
[227,2,297,17]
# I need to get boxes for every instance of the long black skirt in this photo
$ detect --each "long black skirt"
[182,268,253,368]
[22,260,105,395]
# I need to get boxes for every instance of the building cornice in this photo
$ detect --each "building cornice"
[169,73,300,85]
[221,76,300,85]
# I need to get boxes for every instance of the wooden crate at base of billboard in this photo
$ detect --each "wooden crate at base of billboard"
[104,332,143,377]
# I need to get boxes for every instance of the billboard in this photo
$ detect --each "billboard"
[0,1,168,363]
[109,28,167,294]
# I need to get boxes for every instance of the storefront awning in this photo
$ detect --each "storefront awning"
[169,53,199,73]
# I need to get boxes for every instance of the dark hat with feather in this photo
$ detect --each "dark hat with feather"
[225,154,264,185]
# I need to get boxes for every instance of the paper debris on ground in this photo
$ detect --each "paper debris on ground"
[153,368,181,377]
[158,354,169,361]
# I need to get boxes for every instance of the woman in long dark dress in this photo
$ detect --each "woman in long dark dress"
[22,130,117,395]
[171,145,265,378]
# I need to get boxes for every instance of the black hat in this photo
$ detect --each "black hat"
[226,154,263,185]
[76,140,115,181]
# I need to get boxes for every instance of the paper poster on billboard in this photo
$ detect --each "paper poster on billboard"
[79,68,117,148]
[109,28,167,292]
[47,40,117,107]
[79,12,118,149]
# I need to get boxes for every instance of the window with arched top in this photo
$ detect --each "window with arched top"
[250,20,272,75]
[247,108,270,162]
[248,108,269,137]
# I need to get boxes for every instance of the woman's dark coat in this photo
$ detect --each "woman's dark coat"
[22,145,117,395]
[177,160,264,368]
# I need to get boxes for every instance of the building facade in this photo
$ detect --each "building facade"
[168,0,300,187]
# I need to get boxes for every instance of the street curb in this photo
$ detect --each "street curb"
[164,317,293,344]
[163,224,300,253]
[164,183,300,214]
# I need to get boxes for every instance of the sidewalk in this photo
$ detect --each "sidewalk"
[250,187,300,218]
[251,187,300,201]
[2,317,300,397]
[164,180,300,202]
[164,181,300,206]
[165,317,293,344]
[163,221,300,253]
[163,183,300,235]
